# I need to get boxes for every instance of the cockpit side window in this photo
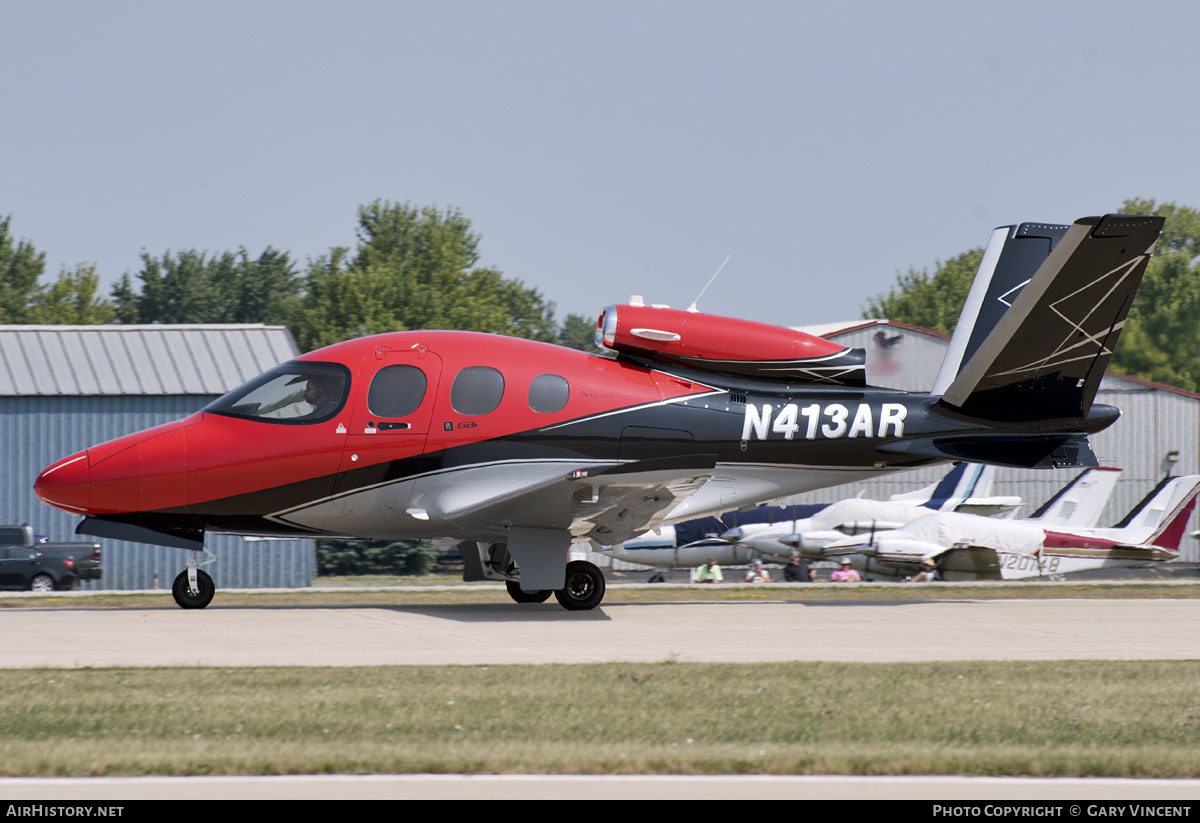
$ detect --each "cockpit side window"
[368,365,427,418]
[204,361,350,425]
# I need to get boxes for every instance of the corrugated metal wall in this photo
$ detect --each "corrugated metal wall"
[2,395,314,589]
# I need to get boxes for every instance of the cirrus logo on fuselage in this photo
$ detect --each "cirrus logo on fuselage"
[741,402,907,441]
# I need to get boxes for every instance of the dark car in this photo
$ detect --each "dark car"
[0,546,77,591]
[0,525,101,583]
[36,544,101,582]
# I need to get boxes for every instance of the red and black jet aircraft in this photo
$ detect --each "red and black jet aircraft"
[35,214,1163,610]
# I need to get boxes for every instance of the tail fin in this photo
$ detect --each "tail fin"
[938,214,1164,422]
[889,462,992,509]
[1027,466,1122,528]
[932,221,1070,396]
[1104,475,1200,549]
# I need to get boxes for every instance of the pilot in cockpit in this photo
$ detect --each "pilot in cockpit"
[302,373,343,419]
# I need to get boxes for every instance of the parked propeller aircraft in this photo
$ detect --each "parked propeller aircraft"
[721,465,1123,564]
[609,461,1021,568]
[821,474,1200,580]
[35,214,1163,609]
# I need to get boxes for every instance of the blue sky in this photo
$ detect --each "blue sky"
[3,0,1197,330]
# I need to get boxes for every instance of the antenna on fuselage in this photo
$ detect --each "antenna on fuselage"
[687,254,732,313]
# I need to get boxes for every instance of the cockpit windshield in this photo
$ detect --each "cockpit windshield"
[204,361,350,425]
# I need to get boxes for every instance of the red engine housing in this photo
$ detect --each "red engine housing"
[595,304,866,385]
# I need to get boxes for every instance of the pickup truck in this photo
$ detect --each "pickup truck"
[0,525,101,588]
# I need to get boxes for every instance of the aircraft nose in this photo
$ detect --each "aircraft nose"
[34,451,91,514]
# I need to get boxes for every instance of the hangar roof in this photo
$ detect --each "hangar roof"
[793,318,950,340]
[0,325,299,396]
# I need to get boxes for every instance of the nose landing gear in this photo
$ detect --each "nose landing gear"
[172,547,218,609]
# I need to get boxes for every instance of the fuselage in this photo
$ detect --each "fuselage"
[33,329,1117,548]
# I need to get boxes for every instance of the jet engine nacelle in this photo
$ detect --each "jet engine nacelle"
[595,303,867,385]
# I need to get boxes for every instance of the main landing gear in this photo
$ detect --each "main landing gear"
[506,580,552,603]
[504,560,606,610]
[171,547,218,609]
[462,541,608,610]
[554,560,606,611]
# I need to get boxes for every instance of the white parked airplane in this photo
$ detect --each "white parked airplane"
[608,462,1017,568]
[726,465,1123,564]
[821,474,1200,580]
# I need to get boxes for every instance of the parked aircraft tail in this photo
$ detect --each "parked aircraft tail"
[1101,474,1200,550]
[886,462,1020,516]
[888,462,991,510]
[1026,466,1122,528]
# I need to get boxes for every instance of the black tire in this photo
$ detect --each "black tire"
[506,580,552,604]
[29,573,55,593]
[172,569,215,609]
[554,560,606,611]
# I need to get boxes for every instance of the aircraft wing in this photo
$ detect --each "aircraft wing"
[572,456,719,544]
[440,454,718,546]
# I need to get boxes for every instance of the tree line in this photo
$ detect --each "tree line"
[1,201,601,355]
[864,199,1200,392]
[6,196,1196,390]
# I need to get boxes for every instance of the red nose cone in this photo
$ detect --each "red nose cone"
[35,451,91,514]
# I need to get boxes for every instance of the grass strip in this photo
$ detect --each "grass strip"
[5,661,1200,778]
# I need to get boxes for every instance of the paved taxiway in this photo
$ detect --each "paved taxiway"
[3,597,1199,667]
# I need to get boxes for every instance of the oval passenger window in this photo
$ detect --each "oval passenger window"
[368,365,427,418]
[451,366,505,415]
[528,373,569,413]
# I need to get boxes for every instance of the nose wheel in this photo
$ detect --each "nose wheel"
[172,569,215,609]
[172,547,218,609]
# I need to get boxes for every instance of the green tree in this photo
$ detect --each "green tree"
[1109,199,1200,391]
[113,248,299,325]
[863,249,984,335]
[290,201,557,352]
[316,539,437,576]
[27,265,116,324]
[558,312,605,354]
[0,215,46,323]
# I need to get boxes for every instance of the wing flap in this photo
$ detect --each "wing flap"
[437,455,718,545]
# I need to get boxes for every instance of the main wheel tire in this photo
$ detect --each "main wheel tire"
[506,580,552,604]
[172,569,215,609]
[30,574,54,593]
[554,560,606,611]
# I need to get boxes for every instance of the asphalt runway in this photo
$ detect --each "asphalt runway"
[4,597,1200,667]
